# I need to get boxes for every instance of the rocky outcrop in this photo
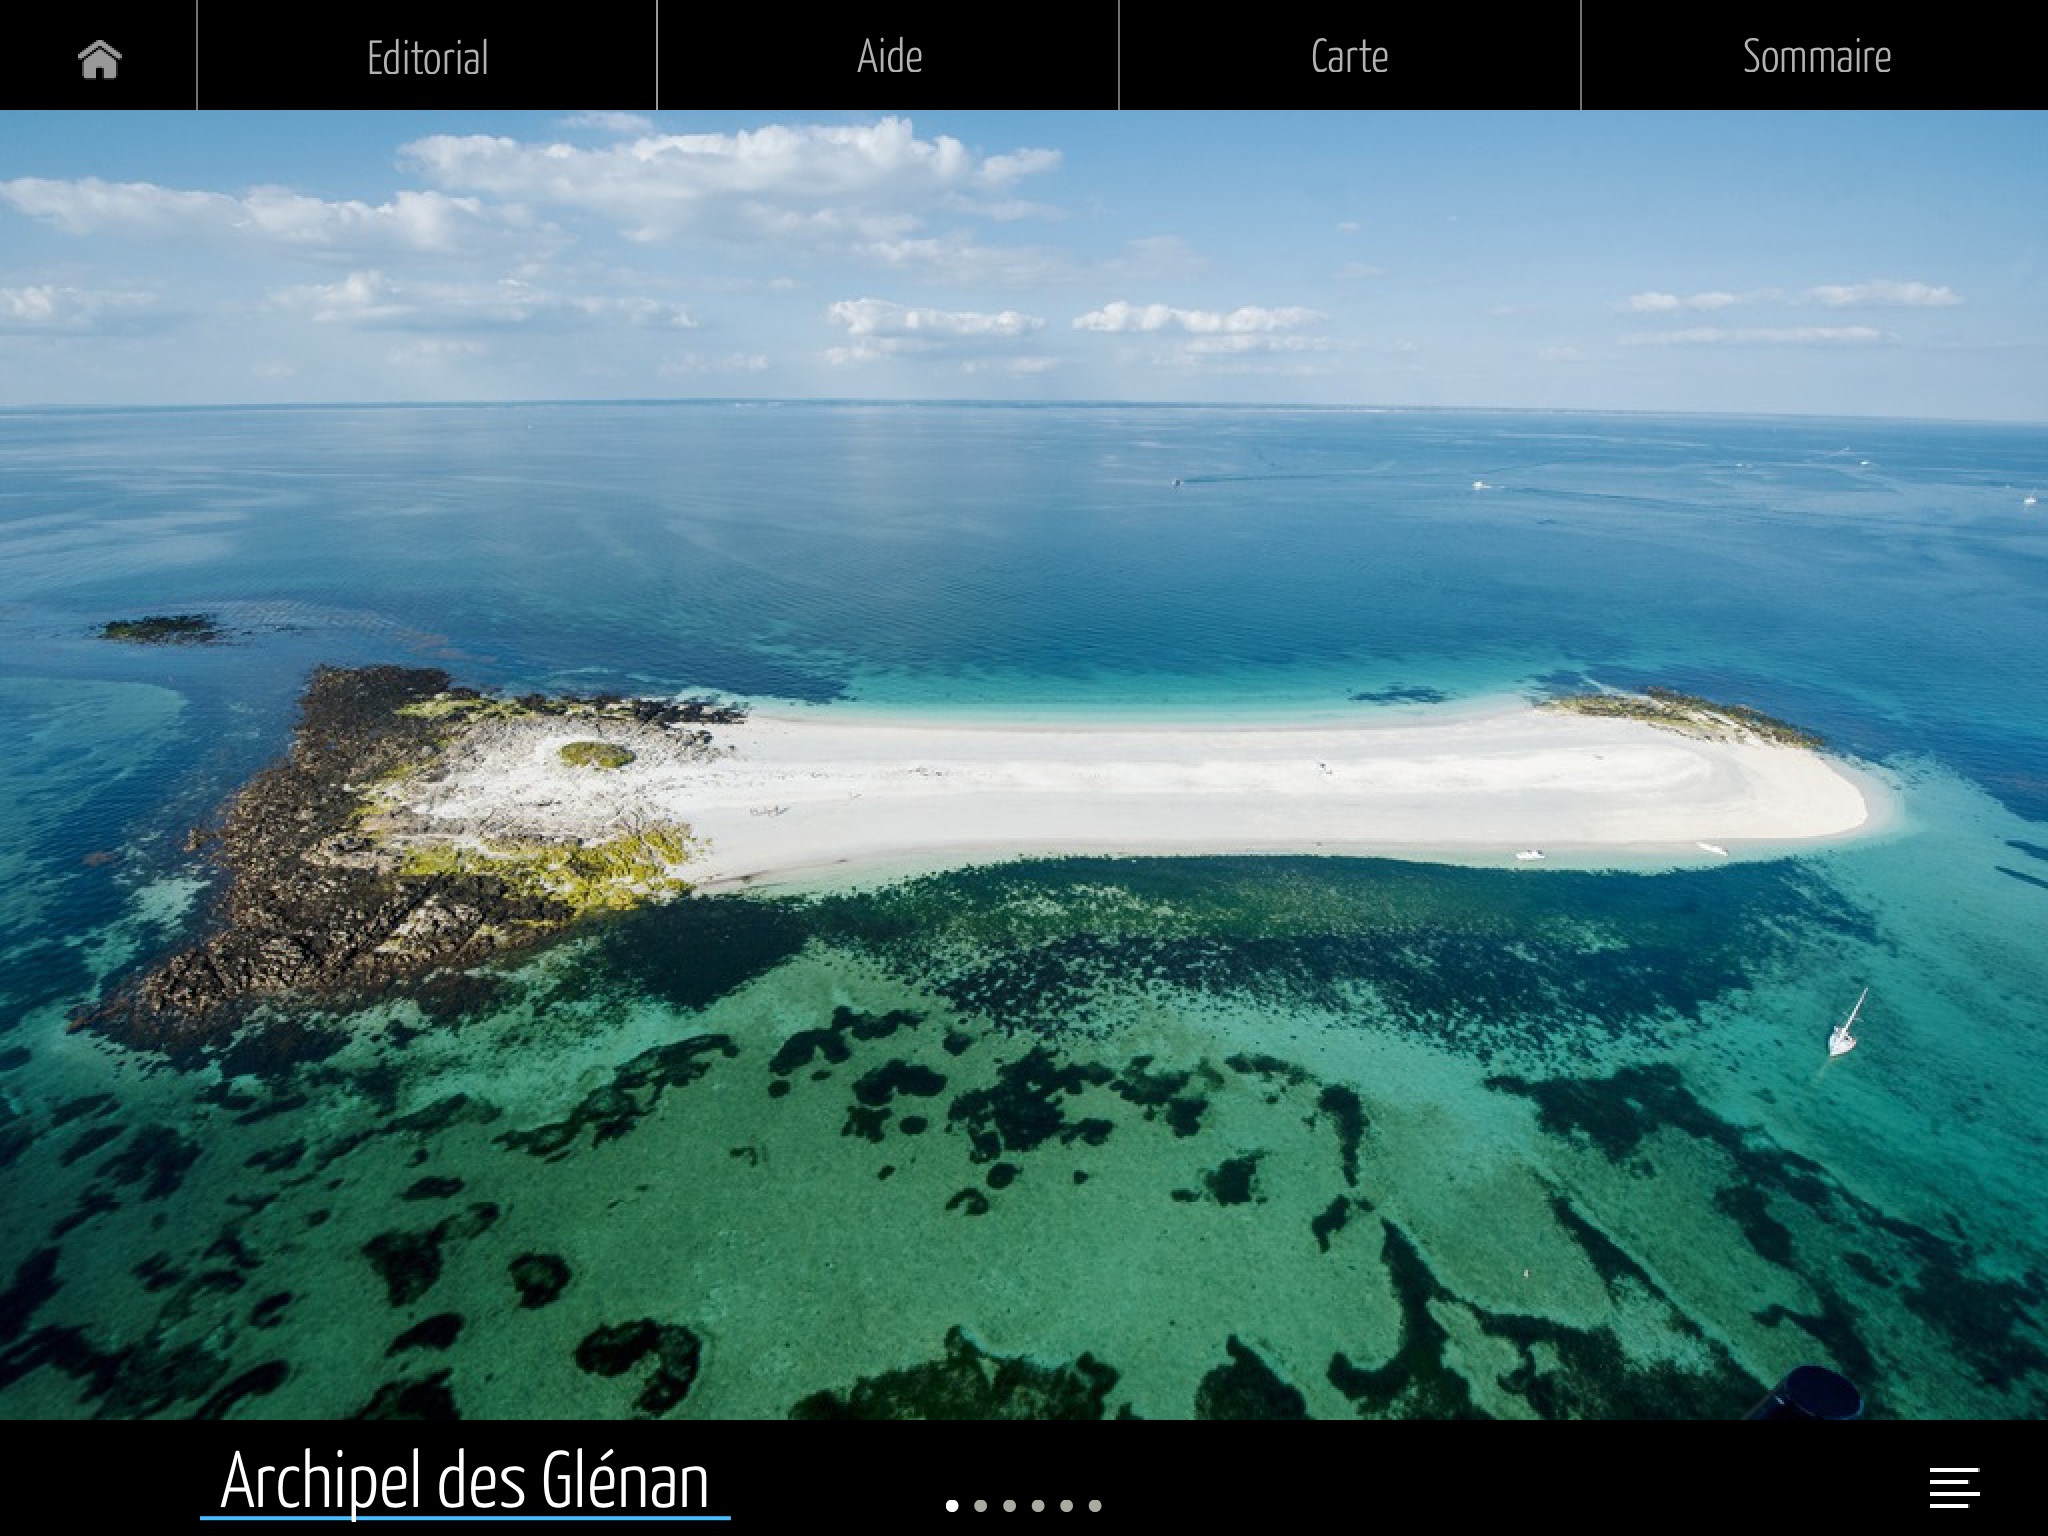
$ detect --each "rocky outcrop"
[80,666,576,1052]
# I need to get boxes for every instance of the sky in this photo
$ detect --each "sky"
[2,110,2043,419]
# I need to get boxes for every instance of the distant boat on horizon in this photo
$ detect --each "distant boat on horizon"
[1829,986,1868,1058]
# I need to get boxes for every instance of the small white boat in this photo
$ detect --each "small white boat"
[1697,842,1729,857]
[1828,987,1868,1058]
[1514,849,1546,862]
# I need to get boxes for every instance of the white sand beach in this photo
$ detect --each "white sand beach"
[390,700,1878,892]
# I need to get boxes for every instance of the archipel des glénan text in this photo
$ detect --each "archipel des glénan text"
[218,1449,708,1516]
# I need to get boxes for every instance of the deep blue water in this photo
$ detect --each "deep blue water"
[2,403,2045,1420]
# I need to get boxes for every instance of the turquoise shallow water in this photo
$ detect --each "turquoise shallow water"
[1,403,2045,1419]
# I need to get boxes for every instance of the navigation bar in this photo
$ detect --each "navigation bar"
[4,2,2027,107]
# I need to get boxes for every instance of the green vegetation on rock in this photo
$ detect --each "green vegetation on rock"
[1544,687,1823,749]
[399,826,698,916]
[559,741,635,770]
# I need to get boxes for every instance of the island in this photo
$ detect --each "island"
[82,666,1875,1051]
[99,613,225,645]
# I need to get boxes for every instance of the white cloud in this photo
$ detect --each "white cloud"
[978,149,1062,188]
[1073,301,1326,335]
[0,283,158,333]
[1337,262,1388,281]
[1537,345,1588,362]
[1336,220,1362,234]
[1625,290,1745,313]
[824,298,1045,364]
[1805,279,1961,308]
[1623,326,1887,346]
[0,177,517,262]
[274,270,696,331]
[1625,280,1961,314]
[401,118,1059,245]
[828,298,1043,340]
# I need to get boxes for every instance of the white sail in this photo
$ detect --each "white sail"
[1829,987,1866,1057]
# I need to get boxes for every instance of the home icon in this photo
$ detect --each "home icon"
[78,41,122,79]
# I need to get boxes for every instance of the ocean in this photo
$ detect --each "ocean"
[2,401,2044,1419]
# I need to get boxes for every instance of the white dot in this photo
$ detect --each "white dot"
[975,1500,987,1512]
[1032,1501,1045,1513]
[1004,1500,1017,1512]
[1060,1501,1073,1513]
[946,1500,959,1513]
[1089,1501,1103,1513]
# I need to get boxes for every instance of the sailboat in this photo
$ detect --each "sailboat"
[1828,987,1867,1058]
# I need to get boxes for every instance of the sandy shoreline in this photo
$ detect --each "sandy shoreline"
[392,701,1878,893]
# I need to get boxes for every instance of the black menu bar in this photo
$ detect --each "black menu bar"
[3,2,2028,108]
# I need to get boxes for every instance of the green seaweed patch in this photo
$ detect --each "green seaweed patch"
[1111,1054,1214,1138]
[398,826,697,917]
[1754,1288,1879,1393]
[193,1360,290,1419]
[359,1203,499,1307]
[510,1253,571,1310]
[0,1247,62,1343]
[1225,1052,1312,1095]
[803,855,1874,1057]
[388,1314,464,1356]
[769,1006,924,1078]
[573,1320,702,1417]
[0,1320,231,1416]
[354,1369,459,1420]
[947,1045,1117,1163]
[498,1034,738,1160]
[842,1105,891,1143]
[1317,1083,1368,1187]
[402,1175,464,1201]
[1195,1336,1309,1419]
[59,1123,125,1167]
[559,740,635,770]
[1715,1184,1796,1267]
[852,1060,948,1108]
[1202,1153,1264,1206]
[1479,1307,1760,1421]
[790,1326,1119,1420]
[1311,1196,1365,1252]
[133,1253,183,1294]
[244,1140,305,1173]
[100,613,223,645]
[1327,1222,1486,1419]
[98,1124,200,1200]
[52,1093,117,1127]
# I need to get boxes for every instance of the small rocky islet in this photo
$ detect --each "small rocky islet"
[98,613,228,646]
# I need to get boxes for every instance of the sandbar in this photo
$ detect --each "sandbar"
[397,700,1877,892]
